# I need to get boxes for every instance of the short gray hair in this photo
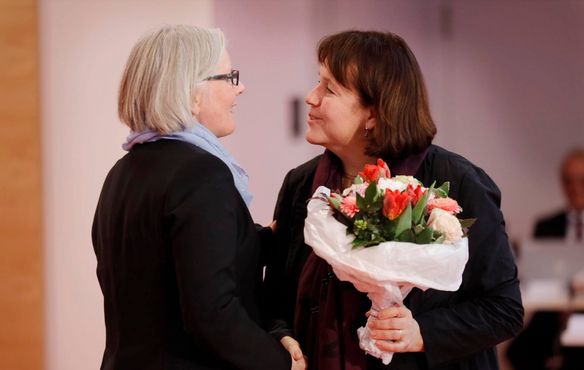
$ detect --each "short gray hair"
[118,25,225,134]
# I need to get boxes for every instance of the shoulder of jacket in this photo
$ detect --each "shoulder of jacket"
[425,145,502,200]
[427,145,475,175]
[146,141,233,182]
[428,146,493,183]
[284,154,322,186]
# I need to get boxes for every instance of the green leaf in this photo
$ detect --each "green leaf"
[381,218,397,239]
[352,238,370,249]
[365,181,378,204]
[366,221,380,234]
[412,183,434,224]
[328,195,342,211]
[413,224,425,234]
[397,229,415,243]
[415,227,434,244]
[352,231,386,248]
[369,203,383,213]
[434,233,445,244]
[394,203,412,238]
[433,181,450,198]
[459,218,477,229]
[354,175,364,184]
[369,195,384,212]
[356,192,366,210]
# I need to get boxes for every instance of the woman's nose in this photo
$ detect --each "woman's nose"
[305,86,319,106]
[236,81,246,95]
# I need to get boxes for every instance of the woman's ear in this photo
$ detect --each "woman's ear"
[366,107,377,129]
[191,90,202,119]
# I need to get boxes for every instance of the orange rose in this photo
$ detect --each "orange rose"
[383,189,412,220]
[359,159,391,182]
[405,184,426,206]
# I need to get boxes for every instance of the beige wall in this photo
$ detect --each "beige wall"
[38,1,213,369]
[0,0,43,369]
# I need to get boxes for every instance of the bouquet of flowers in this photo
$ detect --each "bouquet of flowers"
[303,159,474,364]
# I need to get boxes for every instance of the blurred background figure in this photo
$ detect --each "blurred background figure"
[534,149,584,242]
[507,149,584,370]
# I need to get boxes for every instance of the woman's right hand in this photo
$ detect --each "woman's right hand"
[367,305,424,353]
[280,336,307,369]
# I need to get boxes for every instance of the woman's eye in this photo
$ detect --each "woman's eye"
[326,86,335,94]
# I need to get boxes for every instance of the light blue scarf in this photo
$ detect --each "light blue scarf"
[123,124,253,206]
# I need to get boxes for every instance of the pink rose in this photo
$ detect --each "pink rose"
[427,197,461,214]
[340,196,359,218]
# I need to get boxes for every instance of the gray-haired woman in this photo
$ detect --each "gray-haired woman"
[92,25,303,370]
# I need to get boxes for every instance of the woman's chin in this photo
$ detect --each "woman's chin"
[305,133,323,146]
[215,124,236,138]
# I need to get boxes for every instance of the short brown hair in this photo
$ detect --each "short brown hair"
[318,30,436,158]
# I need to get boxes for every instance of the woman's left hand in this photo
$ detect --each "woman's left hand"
[367,305,424,353]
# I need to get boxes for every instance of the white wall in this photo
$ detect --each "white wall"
[38,1,213,369]
[441,1,584,240]
[215,0,321,224]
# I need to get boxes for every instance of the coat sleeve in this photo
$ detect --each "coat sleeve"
[256,224,275,265]
[166,158,291,370]
[263,169,296,340]
[415,167,524,368]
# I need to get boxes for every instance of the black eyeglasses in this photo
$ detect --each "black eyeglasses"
[204,69,239,86]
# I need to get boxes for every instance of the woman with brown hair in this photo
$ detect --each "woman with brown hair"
[264,30,523,369]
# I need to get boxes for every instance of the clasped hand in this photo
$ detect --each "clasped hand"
[280,336,307,370]
[367,305,425,353]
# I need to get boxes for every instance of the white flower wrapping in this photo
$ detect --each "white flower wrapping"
[303,186,469,365]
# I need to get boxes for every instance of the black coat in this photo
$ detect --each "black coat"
[534,211,567,238]
[264,145,524,369]
[92,140,290,370]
